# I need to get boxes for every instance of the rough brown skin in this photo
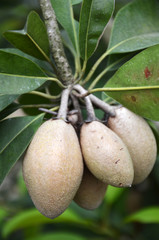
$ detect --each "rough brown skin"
[80,121,134,187]
[74,166,107,210]
[23,119,83,219]
[108,107,157,184]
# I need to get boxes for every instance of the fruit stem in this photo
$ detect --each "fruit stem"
[57,87,72,120]
[70,94,83,123]
[73,84,96,122]
[73,85,116,117]
[90,94,116,117]
[39,0,74,86]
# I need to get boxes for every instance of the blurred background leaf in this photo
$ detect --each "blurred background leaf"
[125,207,159,223]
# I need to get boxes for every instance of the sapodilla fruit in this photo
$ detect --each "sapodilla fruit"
[23,119,83,219]
[108,107,157,184]
[80,121,134,187]
[74,166,107,210]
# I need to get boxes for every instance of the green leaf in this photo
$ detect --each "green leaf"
[0,48,53,73]
[79,0,114,60]
[0,75,48,95]
[0,50,46,76]
[0,114,44,185]
[2,208,87,238]
[0,50,47,94]
[108,0,159,54]
[0,94,18,112]
[105,44,159,121]
[26,233,86,240]
[71,0,82,5]
[4,11,50,60]
[0,103,20,121]
[61,31,76,57]
[105,185,125,205]
[0,209,9,224]
[50,0,79,53]
[125,207,159,223]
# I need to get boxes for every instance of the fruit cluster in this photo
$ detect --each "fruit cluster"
[22,106,157,219]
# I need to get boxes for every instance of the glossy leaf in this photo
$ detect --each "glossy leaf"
[0,48,53,73]
[0,94,18,112]
[4,11,50,60]
[51,0,79,53]
[0,50,47,94]
[0,103,20,121]
[71,0,82,5]
[125,207,159,223]
[79,0,114,60]
[2,208,88,238]
[0,114,44,185]
[108,0,159,54]
[105,45,159,121]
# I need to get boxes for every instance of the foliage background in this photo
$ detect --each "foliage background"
[0,0,159,239]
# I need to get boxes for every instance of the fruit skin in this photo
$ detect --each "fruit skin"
[23,119,83,219]
[74,166,107,210]
[108,107,157,184]
[80,121,134,187]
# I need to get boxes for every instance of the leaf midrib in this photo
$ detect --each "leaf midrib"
[0,72,47,79]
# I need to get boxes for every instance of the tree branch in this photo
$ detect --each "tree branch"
[39,0,74,86]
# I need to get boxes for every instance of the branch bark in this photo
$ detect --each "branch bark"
[39,0,74,86]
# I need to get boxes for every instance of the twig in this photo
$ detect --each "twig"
[39,108,58,115]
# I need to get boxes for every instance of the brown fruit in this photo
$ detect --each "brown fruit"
[80,121,134,187]
[23,119,83,219]
[74,166,107,210]
[108,107,157,184]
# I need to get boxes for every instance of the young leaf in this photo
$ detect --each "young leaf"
[108,0,159,54]
[4,11,50,61]
[104,44,159,121]
[51,0,79,54]
[79,0,114,60]
[125,207,159,223]
[0,50,47,94]
[0,114,44,185]
[0,94,18,112]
